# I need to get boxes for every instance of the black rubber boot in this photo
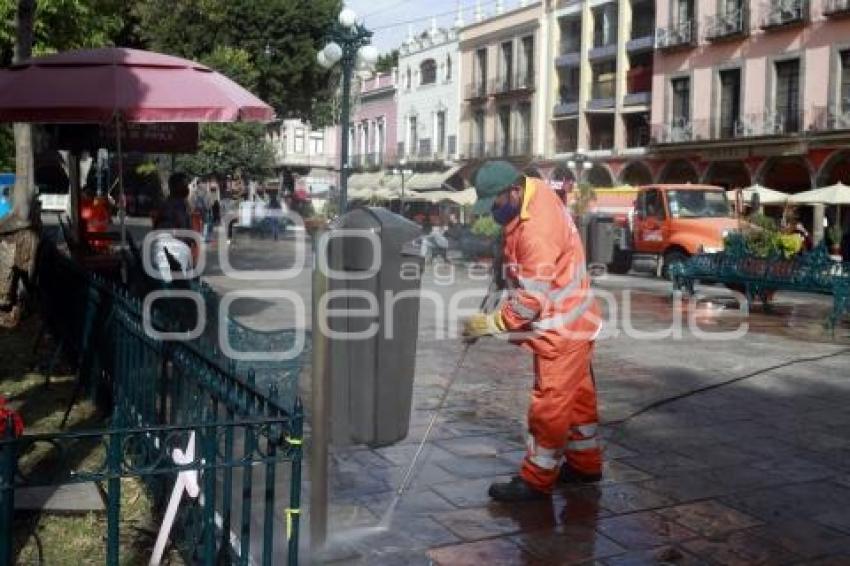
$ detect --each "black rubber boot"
[488,476,550,502]
[559,465,602,485]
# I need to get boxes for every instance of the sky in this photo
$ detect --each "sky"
[345,0,513,54]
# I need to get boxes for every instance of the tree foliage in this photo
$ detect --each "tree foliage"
[132,0,342,121]
[0,0,130,66]
[375,49,398,74]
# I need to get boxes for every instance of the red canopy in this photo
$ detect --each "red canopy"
[0,47,274,123]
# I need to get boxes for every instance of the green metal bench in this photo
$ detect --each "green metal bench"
[671,239,850,329]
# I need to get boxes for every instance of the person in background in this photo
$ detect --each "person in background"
[151,173,195,280]
[794,222,813,252]
[268,193,283,241]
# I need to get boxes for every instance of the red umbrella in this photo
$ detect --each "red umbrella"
[0,47,274,123]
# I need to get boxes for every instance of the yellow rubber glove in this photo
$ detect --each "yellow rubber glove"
[463,311,506,339]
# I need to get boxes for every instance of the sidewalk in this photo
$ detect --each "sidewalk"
[313,280,850,564]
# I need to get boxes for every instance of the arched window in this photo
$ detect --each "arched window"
[446,55,452,80]
[420,59,437,85]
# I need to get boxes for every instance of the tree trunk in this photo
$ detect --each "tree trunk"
[12,0,35,224]
[0,0,39,329]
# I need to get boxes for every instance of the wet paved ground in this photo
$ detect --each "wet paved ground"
[201,232,850,565]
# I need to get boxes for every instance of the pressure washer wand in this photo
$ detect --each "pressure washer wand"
[393,281,498,498]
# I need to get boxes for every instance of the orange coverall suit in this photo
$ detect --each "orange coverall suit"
[498,178,602,493]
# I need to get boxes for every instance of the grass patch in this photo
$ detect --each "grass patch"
[1,316,184,565]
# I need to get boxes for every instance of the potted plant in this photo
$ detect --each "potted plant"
[827,225,843,256]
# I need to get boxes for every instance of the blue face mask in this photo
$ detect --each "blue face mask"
[492,199,520,225]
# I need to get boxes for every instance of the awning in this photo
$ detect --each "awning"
[408,187,477,205]
[347,172,384,191]
[405,166,461,191]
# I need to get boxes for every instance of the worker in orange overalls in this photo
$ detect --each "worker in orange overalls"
[464,161,602,501]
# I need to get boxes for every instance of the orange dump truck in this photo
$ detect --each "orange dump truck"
[585,184,740,277]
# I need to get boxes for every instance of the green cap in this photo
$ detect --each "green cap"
[472,161,522,214]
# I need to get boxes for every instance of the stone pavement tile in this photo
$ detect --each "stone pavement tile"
[601,440,639,460]
[435,435,524,457]
[599,460,654,484]
[428,538,541,566]
[814,509,850,535]
[721,482,850,523]
[329,470,392,498]
[680,529,800,565]
[373,442,455,467]
[618,453,710,477]
[369,461,460,490]
[512,524,626,564]
[357,488,459,517]
[431,476,513,509]
[594,482,678,515]
[434,455,518,478]
[782,430,850,453]
[555,486,613,525]
[704,465,788,493]
[640,472,738,504]
[601,546,707,566]
[356,549,431,565]
[748,519,850,559]
[333,447,395,469]
[670,443,759,469]
[657,500,762,538]
[751,456,839,484]
[433,501,558,541]
[802,555,850,565]
[596,511,699,550]
[389,515,462,548]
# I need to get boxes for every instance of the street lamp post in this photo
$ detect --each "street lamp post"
[317,7,378,214]
[392,158,413,216]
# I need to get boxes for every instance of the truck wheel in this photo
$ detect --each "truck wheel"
[662,249,689,280]
[607,247,632,275]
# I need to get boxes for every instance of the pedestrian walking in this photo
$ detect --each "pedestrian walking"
[463,160,602,502]
[268,194,283,241]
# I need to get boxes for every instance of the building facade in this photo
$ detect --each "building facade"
[648,0,850,237]
[539,0,655,187]
[351,71,398,170]
[268,119,339,198]
[397,19,461,163]
[458,1,544,169]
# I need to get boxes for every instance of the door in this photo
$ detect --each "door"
[634,189,669,254]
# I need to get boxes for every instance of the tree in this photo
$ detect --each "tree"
[175,47,275,186]
[133,0,342,123]
[375,49,398,74]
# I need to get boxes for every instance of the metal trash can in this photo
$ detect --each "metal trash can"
[587,215,616,266]
[323,207,423,447]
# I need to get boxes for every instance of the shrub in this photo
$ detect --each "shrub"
[471,215,501,238]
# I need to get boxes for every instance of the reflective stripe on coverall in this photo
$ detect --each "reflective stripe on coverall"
[498,177,602,492]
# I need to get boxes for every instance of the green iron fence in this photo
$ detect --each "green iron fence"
[3,243,307,565]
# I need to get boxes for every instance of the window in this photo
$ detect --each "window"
[593,4,618,47]
[446,55,452,80]
[498,105,511,156]
[376,120,385,156]
[406,67,412,89]
[719,69,741,138]
[500,41,513,89]
[559,17,581,53]
[408,116,418,156]
[592,61,616,99]
[559,68,580,103]
[420,59,437,85]
[309,132,324,154]
[775,59,800,132]
[475,48,488,91]
[671,77,691,124]
[436,111,446,153]
[520,36,534,85]
[294,128,305,153]
[518,102,532,154]
[642,189,666,219]
[675,0,694,24]
[841,50,850,113]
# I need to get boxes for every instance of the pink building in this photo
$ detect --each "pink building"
[646,0,850,205]
[350,71,398,169]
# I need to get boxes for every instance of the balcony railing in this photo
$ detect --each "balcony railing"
[465,81,488,100]
[652,118,694,143]
[510,136,533,157]
[811,105,850,131]
[705,7,748,40]
[515,71,535,91]
[589,132,615,151]
[761,0,807,29]
[492,72,535,95]
[555,132,578,154]
[655,21,695,50]
[824,0,850,16]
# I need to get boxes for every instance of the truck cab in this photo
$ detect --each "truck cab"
[614,184,739,277]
